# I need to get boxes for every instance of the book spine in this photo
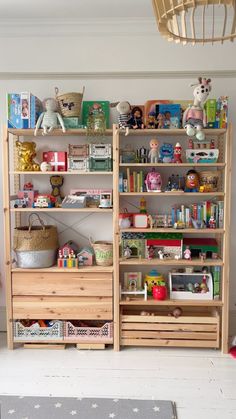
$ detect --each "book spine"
[185,208,190,227]
[119,173,124,192]
[123,179,128,193]
[133,171,136,192]
[218,201,224,228]
[127,168,130,192]
[181,205,185,223]
[171,206,176,226]
[130,174,134,193]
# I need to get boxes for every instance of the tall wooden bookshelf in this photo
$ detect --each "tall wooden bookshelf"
[3,127,114,349]
[113,125,232,353]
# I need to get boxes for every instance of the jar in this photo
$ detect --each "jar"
[145,269,164,296]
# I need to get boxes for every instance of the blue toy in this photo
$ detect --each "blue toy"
[159,143,174,163]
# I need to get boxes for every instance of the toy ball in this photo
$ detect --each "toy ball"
[40,161,52,172]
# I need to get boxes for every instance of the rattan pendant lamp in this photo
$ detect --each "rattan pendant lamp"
[152,0,236,45]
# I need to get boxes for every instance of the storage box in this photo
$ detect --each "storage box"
[7,92,42,129]
[43,151,67,171]
[65,321,113,342]
[89,157,112,172]
[89,143,112,158]
[68,156,89,171]
[121,309,220,348]
[14,320,64,341]
[68,144,88,157]
[169,272,213,300]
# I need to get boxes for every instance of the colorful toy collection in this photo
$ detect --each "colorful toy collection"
[57,240,94,268]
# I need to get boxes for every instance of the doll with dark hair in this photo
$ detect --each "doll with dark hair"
[129,106,145,129]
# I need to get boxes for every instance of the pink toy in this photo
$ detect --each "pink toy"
[174,142,182,163]
[148,139,159,163]
[145,169,162,192]
[183,246,191,260]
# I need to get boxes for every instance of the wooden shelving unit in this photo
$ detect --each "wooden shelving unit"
[3,127,115,349]
[113,125,232,353]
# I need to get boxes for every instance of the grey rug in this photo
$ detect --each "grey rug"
[0,396,177,419]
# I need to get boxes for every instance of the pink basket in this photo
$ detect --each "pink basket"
[65,321,113,343]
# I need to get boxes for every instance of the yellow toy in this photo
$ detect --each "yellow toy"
[16,141,40,171]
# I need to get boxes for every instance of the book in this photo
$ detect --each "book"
[82,101,110,128]
[157,103,181,129]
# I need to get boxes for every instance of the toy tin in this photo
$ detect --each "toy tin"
[145,269,164,296]
[43,151,67,172]
[186,149,219,163]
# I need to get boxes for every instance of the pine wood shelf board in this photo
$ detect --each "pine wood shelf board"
[11,266,113,273]
[8,129,113,136]
[10,171,113,175]
[120,299,223,307]
[119,192,225,197]
[119,258,223,266]
[120,339,219,348]
[119,228,225,234]
[10,208,113,213]
[119,163,226,168]
[118,128,226,137]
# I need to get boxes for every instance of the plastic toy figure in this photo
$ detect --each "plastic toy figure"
[156,113,165,129]
[209,215,216,229]
[159,143,174,163]
[185,170,200,192]
[184,246,191,260]
[147,246,155,260]
[148,139,159,163]
[147,112,157,129]
[116,101,131,136]
[124,246,132,258]
[183,77,212,141]
[145,169,162,192]
[174,142,182,163]
[34,98,66,136]
[139,197,147,214]
[129,106,144,129]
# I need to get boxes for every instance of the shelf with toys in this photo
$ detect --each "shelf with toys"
[119,299,223,307]
[10,208,113,213]
[119,259,223,266]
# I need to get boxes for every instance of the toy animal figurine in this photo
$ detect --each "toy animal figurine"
[148,139,159,163]
[174,142,182,163]
[183,77,212,141]
[129,106,144,129]
[34,98,66,136]
[184,246,191,260]
[116,101,131,136]
[185,169,200,192]
[147,112,157,129]
[159,143,174,163]
[16,141,40,171]
[50,175,64,207]
[145,169,162,192]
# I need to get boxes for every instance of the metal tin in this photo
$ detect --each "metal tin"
[15,249,57,268]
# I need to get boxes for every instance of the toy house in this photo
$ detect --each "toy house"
[146,233,183,259]
[183,238,218,259]
[121,239,146,259]
[59,241,79,258]
[77,247,94,266]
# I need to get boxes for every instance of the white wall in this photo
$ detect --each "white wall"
[0,21,235,331]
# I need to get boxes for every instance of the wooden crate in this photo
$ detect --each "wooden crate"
[121,308,220,348]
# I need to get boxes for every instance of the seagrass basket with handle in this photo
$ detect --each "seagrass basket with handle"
[55,86,85,117]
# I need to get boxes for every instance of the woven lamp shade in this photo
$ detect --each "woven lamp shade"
[152,0,236,45]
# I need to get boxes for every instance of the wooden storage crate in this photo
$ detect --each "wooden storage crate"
[65,321,113,343]
[14,320,64,341]
[121,308,220,348]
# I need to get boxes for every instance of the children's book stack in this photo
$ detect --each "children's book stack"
[119,170,145,193]
[171,201,224,228]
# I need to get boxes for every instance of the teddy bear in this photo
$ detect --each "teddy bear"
[50,175,64,207]
[16,141,40,171]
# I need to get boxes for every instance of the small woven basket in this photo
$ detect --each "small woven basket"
[55,86,85,117]
[199,171,219,192]
[90,238,113,266]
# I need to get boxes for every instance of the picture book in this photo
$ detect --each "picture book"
[82,101,110,128]
[157,103,181,129]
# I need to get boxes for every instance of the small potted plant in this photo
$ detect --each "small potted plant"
[152,279,167,301]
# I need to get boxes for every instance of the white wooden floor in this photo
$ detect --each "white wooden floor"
[0,333,236,419]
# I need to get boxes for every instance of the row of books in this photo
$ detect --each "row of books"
[171,201,224,228]
[7,92,43,129]
[119,170,145,193]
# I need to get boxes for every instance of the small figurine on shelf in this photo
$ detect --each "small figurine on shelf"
[124,246,132,258]
[129,106,145,129]
[185,170,200,192]
[200,252,206,262]
[156,113,165,129]
[209,215,216,229]
[188,138,194,149]
[147,246,155,260]
[139,197,147,214]
[147,112,157,129]
[174,142,182,163]
[145,169,162,192]
[183,77,212,141]
[184,246,191,260]
[159,143,174,163]
[34,98,66,136]
[210,139,215,149]
[137,146,148,163]
[147,214,154,229]
[116,101,131,136]
[16,141,40,171]
[50,175,64,207]
[148,139,159,163]
[23,182,34,190]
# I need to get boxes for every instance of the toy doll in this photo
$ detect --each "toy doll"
[156,113,165,129]
[116,101,131,136]
[147,112,157,129]
[174,142,182,163]
[148,138,159,163]
[129,106,144,129]
[185,170,200,192]
[34,98,66,136]
[183,77,212,141]
[145,169,162,192]
[124,246,132,258]
[147,246,155,260]
[184,246,191,260]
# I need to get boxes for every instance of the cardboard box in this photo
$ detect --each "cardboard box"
[43,151,67,171]
[7,92,42,129]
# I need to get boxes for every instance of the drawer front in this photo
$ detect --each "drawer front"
[12,272,113,297]
[13,296,113,320]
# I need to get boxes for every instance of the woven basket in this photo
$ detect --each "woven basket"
[55,87,85,117]
[199,171,219,192]
[90,239,113,266]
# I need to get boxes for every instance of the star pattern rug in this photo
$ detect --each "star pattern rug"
[0,396,177,419]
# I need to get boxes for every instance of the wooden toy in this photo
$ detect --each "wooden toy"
[77,247,94,266]
[209,215,216,229]
[133,214,148,229]
[183,238,218,259]
[122,239,146,259]
[136,146,148,163]
[23,182,33,190]
[59,241,79,258]
[145,169,162,192]
[139,197,147,214]
[185,170,200,192]
[14,197,29,208]
[169,271,213,300]
[147,245,155,259]
[70,189,112,208]
[152,284,167,300]
[120,272,147,301]
[50,175,64,207]
[186,148,219,163]
[146,234,183,260]
[148,139,159,163]
[16,141,40,171]
[43,151,67,172]
[159,143,174,163]
[57,255,78,268]
[183,77,211,141]
[33,195,56,208]
[174,142,182,163]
